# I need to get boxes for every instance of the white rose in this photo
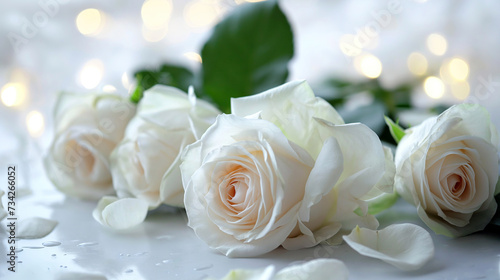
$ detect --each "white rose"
[395,104,500,237]
[110,85,220,208]
[44,93,135,200]
[181,81,389,257]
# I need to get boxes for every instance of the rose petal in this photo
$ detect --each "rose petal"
[93,196,148,230]
[343,223,434,271]
[217,266,275,280]
[275,259,348,280]
[17,217,58,239]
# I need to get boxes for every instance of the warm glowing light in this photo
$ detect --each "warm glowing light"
[339,34,362,57]
[184,52,203,63]
[355,54,382,79]
[141,0,172,30]
[26,110,45,137]
[424,76,445,99]
[1,83,27,107]
[76,9,105,36]
[448,58,469,81]
[142,25,168,42]
[426,33,447,56]
[121,73,131,90]
[78,59,104,89]
[407,52,428,76]
[450,81,470,100]
[103,85,117,93]
[184,0,219,28]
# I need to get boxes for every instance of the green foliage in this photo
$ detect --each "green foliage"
[131,65,195,104]
[384,116,406,143]
[201,0,294,112]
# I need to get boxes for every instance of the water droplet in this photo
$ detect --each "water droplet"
[42,241,61,247]
[64,266,67,268]
[126,254,131,257]
[134,252,147,256]
[18,261,23,263]
[162,260,170,264]
[156,235,174,240]
[77,242,98,247]
[155,263,162,266]
[119,253,125,256]
[60,265,63,268]
[194,264,213,271]
[125,269,133,273]
[23,246,44,249]
[15,249,23,253]
[51,254,56,257]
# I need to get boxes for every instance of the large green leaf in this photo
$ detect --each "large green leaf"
[131,64,194,104]
[201,0,294,112]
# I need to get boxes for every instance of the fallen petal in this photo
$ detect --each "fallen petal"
[275,259,348,280]
[93,196,148,230]
[343,223,434,271]
[17,217,58,239]
[216,265,275,280]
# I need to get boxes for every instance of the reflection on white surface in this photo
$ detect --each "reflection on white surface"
[3,167,500,280]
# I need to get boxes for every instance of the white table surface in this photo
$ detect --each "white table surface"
[1,163,499,280]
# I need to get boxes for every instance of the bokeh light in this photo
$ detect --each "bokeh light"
[450,81,470,100]
[407,52,428,76]
[184,52,203,63]
[142,25,168,42]
[103,85,117,93]
[26,110,45,137]
[76,9,105,36]
[448,58,469,81]
[1,83,27,107]
[355,54,383,79]
[424,76,445,99]
[78,59,104,89]
[141,0,172,30]
[184,0,219,28]
[426,33,447,56]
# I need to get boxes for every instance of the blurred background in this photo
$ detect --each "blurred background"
[1,0,500,186]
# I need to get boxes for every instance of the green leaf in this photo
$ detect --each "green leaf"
[337,102,386,135]
[201,0,294,113]
[131,64,194,104]
[384,116,406,143]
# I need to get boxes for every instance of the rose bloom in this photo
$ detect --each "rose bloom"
[395,104,500,237]
[44,93,135,200]
[110,85,220,208]
[181,81,391,257]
